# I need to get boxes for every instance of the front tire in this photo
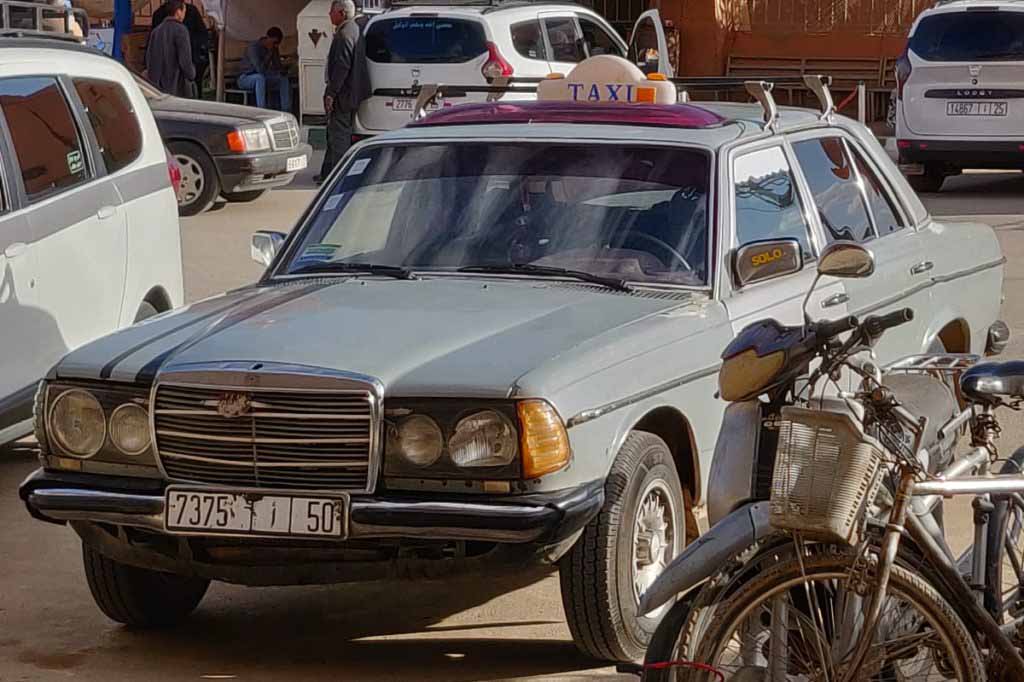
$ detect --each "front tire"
[83,544,209,628]
[560,431,686,662]
[907,164,945,193]
[170,141,220,217]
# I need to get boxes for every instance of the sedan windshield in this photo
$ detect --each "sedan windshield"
[285,142,712,287]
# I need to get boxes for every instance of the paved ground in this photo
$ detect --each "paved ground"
[3,161,1024,681]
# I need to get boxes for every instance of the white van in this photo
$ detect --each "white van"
[0,37,183,446]
[896,0,1024,191]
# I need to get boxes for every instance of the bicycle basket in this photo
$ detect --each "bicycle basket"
[769,406,884,544]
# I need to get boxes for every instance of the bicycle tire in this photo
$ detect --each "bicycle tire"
[985,447,1024,620]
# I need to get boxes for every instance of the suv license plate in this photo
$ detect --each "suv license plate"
[946,101,1007,116]
[392,97,442,112]
[165,488,346,538]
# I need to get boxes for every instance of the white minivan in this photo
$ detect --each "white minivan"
[356,3,673,136]
[896,0,1024,192]
[0,37,183,446]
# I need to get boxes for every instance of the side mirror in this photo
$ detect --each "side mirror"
[251,230,286,267]
[817,241,875,279]
[732,238,803,288]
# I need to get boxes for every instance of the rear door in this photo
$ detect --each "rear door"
[627,9,674,77]
[361,14,491,132]
[903,8,1024,137]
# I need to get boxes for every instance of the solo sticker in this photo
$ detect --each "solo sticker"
[67,150,84,174]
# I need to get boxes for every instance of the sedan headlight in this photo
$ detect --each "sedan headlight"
[389,415,444,467]
[227,125,271,152]
[50,389,106,458]
[110,403,151,456]
[449,410,518,468]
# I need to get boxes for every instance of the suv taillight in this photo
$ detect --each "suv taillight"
[482,42,513,80]
[896,48,912,100]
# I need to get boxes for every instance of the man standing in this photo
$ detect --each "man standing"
[238,27,292,112]
[316,0,369,183]
[146,0,196,98]
[152,1,210,96]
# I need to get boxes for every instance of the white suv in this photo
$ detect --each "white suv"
[356,3,673,135]
[0,37,183,446]
[896,0,1024,192]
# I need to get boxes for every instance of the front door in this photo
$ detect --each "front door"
[627,9,674,78]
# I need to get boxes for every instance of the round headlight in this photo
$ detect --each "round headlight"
[449,410,518,468]
[50,389,106,458]
[392,415,444,467]
[110,403,151,456]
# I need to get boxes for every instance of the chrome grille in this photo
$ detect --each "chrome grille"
[270,119,300,151]
[153,384,375,491]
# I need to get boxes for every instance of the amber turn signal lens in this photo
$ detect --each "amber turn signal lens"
[518,400,571,479]
[226,130,247,153]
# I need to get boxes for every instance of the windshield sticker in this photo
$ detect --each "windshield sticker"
[292,244,339,269]
[323,195,344,211]
[347,158,371,176]
[67,150,84,174]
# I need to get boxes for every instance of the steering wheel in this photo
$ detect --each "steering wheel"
[628,232,693,271]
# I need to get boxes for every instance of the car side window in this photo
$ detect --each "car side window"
[578,17,623,57]
[511,20,548,61]
[848,144,904,236]
[73,78,143,175]
[543,17,585,63]
[792,136,876,244]
[733,146,814,259]
[0,76,90,201]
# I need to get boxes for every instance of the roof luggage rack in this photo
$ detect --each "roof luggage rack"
[383,73,836,128]
[0,0,88,40]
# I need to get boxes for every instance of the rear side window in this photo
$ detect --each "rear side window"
[544,17,585,63]
[733,146,814,259]
[511,20,547,61]
[0,76,90,201]
[578,17,623,57]
[366,18,487,64]
[910,11,1024,62]
[74,78,143,174]
[850,147,904,236]
[793,137,875,244]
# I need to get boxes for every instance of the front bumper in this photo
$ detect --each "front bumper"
[898,139,1024,170]
[215,143,313,193]
[19,468,603,545]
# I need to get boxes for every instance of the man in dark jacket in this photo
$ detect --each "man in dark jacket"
[152,1,210,96]
[146,0,196,98]
[316,0,370,183]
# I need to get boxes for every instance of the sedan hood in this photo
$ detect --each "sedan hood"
[56,277,703,397]
[150,94,281,124]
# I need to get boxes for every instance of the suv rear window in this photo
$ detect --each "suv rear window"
[910,11,1024,62]
[366,18,488,64]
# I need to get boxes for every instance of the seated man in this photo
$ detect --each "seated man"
[238,26,292,112]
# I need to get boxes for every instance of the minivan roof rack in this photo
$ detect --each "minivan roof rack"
[0,0,88,40]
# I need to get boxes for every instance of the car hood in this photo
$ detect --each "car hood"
[56,277,706,397]
[149,94,281,125]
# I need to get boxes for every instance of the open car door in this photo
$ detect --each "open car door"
[627,9,674,78]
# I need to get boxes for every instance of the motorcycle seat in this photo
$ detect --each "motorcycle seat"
[961,360,1024,405]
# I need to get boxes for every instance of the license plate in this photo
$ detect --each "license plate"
[392,97,441,112]
[165,488,346,538]
[946,101,1007,116]
[286,155,307,172]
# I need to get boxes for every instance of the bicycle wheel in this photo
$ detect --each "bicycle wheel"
[689,548,985,682]
[985,447,1024,621]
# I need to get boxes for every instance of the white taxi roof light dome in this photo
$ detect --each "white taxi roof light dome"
[538,55,676,106]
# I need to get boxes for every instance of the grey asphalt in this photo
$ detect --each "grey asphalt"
[2,163,1024,681]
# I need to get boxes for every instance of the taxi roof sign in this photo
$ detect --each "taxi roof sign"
[537,55,676,106]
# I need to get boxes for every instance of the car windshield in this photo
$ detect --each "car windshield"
[285,142,712,287]
[911,11,1024,62]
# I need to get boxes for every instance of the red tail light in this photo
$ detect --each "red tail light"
[165,149,182,200]
[896,48,912,100]
[481,42,514,80]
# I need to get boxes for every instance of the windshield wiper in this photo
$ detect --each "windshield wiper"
[458,263,632,292]
[289,261,417,280]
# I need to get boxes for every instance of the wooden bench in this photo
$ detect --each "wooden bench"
[725,55,896,121]
[216,56,299,109]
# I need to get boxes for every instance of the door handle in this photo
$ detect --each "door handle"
[3,242,27,259]
[96,205,117,220]
[910,261,934,276]
[821,293,849,308]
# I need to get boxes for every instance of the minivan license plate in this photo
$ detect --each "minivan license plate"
[165,488,345,538]
[392,98,441,112]
[946,101,1007,116]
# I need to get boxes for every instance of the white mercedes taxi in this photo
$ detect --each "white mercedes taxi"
[21,53,1005,662]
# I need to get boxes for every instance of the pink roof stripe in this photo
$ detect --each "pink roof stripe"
[409,101,727,129]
